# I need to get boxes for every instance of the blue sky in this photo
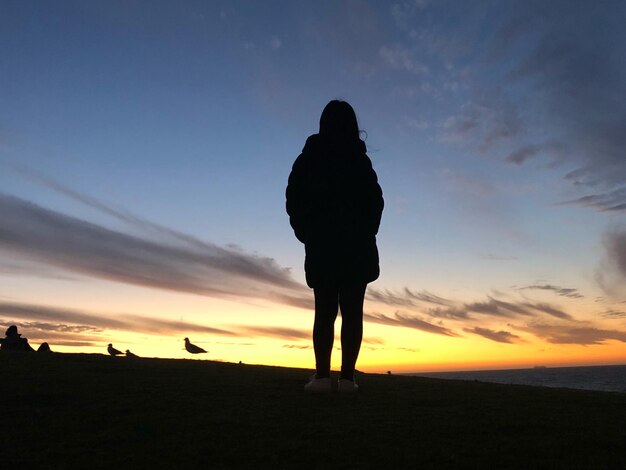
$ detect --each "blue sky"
[1,1,625,369]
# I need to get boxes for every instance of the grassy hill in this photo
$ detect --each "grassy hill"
[1,353,625,469]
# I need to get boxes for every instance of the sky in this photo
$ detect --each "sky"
[1,0,625,372]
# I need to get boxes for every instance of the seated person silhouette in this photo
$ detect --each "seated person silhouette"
[0,325,35,352]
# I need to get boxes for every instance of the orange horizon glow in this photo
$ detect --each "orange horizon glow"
[34,324,626,375]
[4,278,626,375]
[44,341,626,375]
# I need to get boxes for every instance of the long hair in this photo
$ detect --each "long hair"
[319,100,361,143]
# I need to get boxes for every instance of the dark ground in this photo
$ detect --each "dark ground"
[1,353,625,469]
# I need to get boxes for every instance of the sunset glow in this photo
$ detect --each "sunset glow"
[1,1,625,373]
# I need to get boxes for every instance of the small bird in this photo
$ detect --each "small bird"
[125,349,138,358]
[107,343,123,356]
[184,337,207,354]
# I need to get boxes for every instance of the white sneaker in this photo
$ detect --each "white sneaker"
[304,375,332,393]
[338,378,359,393]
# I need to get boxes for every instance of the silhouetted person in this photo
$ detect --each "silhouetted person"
[0,325,35,352]
[286,100,383,393]
[37,342,52,353]
[125,349,138,358]
[184,337,207,354]
[107,343,123,356]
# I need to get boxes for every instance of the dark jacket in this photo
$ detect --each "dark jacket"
[286,134,384,288]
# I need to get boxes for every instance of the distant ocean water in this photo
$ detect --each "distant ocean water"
[410,364,626,393]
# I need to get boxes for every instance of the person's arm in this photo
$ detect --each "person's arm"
[286,154,309,243]
[364,157,384,236]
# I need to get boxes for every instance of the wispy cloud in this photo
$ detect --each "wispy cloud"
[237,326,309,341]
[463,298,532,318]
[463,326,522,344]
[558,188,626,213]
[0,301,324,345]
[366,287,452,308]
[516,284,584,299]
[364,311,458,337]
[517,323,626,346]
[0,193,309,306]
[603,228,626,278]
[0,301,236,337]
[362,284,618,346]
[495,3,626,207]
[401,1,626,212]
[440,100,522,151]
[365,287,577,336]
[1,169,612,349]
[506,144,544,165]
[0,260,77,281]
[3,165,316,309]
[283,333,385,350]
[0,319,103,345]
[600,310,626,319]
[379,44,429,76]
[363,337,386,345]
[1,292,620,349]
[427,306,471,321]
[50,341,99,347]
[0,321,101,334]
[461,297,573,321]
[505,143,565,166]
[596,227,626,297]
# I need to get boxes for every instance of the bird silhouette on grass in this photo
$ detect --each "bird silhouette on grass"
[184,337,207,354]
[125,349,139,358]
[107,343,123,356]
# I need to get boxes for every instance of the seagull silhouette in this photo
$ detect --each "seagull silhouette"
[125,349,138,358]
[107,343,123,356]
[184,337,207,354]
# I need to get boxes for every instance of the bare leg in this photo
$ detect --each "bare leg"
[339,284,366,381]
[313,286,339,378]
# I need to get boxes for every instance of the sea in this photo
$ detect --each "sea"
[410,364,626,393]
